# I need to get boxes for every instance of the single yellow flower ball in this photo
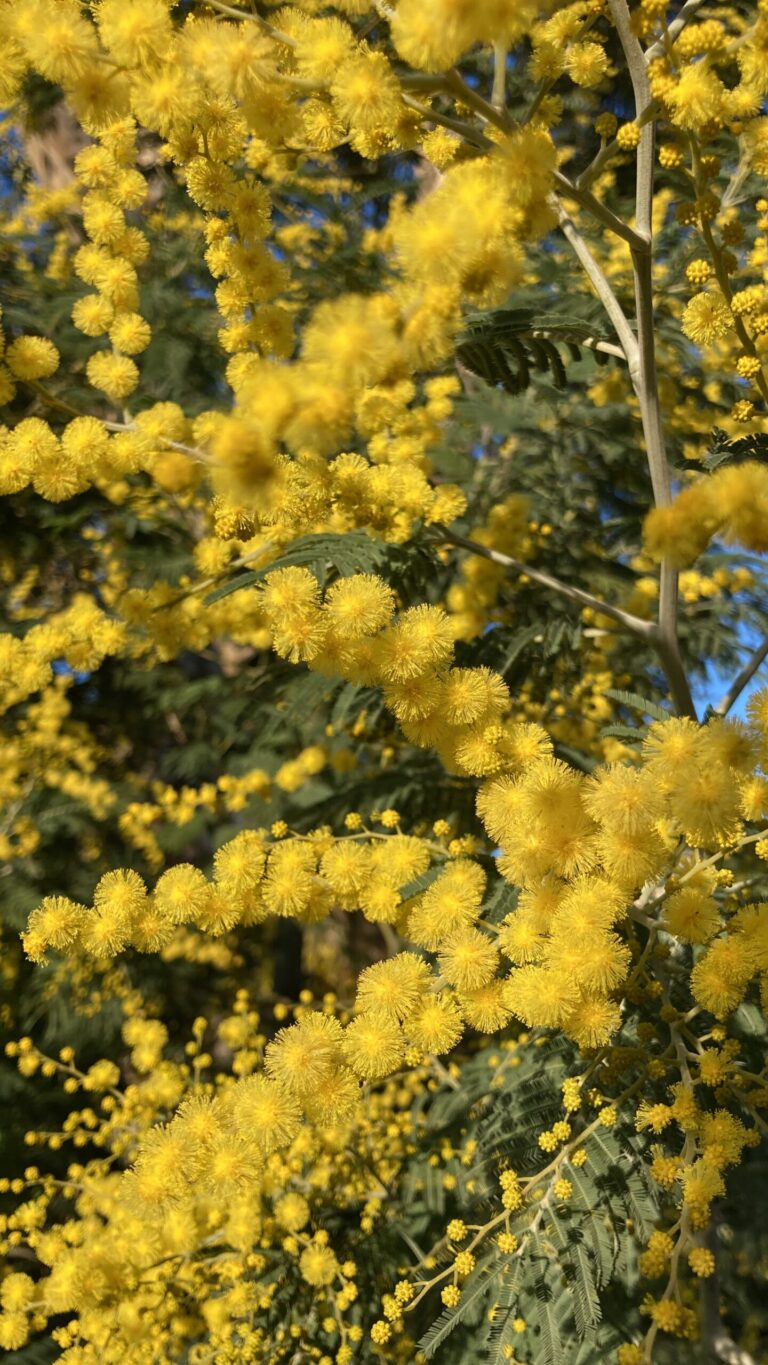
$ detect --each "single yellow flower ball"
[6,335,60,380]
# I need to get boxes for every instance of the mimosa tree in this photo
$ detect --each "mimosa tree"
[1,2,768,1362]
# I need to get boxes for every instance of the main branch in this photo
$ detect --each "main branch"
[608,0,696,721]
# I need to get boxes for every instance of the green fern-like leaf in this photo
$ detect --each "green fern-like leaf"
[419,1258,499,1358]
[603,689,671,723]
[547,1215,602,1336]
[527,1269,571,1365]
[456,307,615,396]
[205,530,393,603]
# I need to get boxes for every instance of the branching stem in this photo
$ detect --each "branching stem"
[714,637,768,717]
[555,169,650,254]
[433,525,656,642]
[203,0,296,46]
[555,203,639,368]
[644,0,708,63]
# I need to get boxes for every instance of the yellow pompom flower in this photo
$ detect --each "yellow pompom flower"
[564,995,622,1048]
[97,0,173,67]
[457,980,511,1033]
[358,878,402,924]
[262,842,318,916]
[6,335,60,380]
[86,351,139,401]
[303,1064,361,1124]
[295,16,355,83]
[682,291,733,345]
[330,50,402,133]
[566,42,610,88]
[82,192,125,246]
[92,255,139,310]
[384,671,443,724]
[262,566,320,618]
[497,909,546,966]
[582,765,664,835]
[23,896,88,960]
[213,829,267,896]
[407,860,485,950]
[227,1076,301,1152]
[668,63,725,130]
[476,775,525,847]
[93,868,147,920]
[438,928,499,990]
[668,762,741,849]
[355,953,431,1020]
[391,0,475,72]
[643,486,720,567]
[377,605,454,682]
[265,1014,343,1094]
[716,462,768,554]
[546,931,630,995]
[61,415,110,474]
[643,716,707,773]
[342,1011,405,1079]
[0,1273,35,1312]
[617,1347,645,1365]
[405,992,463,1054]
[324,574,395,638]
[153,863,210,924]
[109,312,152,355]
[320,840,372,904]
[691,935,755,1016]
[275,1192,310,1233]
[688,1247,715,1278]
[72,294,115,337]
[441,667,510,726]
[504,966,578,1029]
[302,293,399,389]
[300,1243,339,1288]
[663,887,720,944]
[0,1311,29,1351]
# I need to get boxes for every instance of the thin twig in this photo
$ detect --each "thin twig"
[576,101,661,192]
[711,1337,760,1365]
[585,339,628,360]
[444,68,513,132]
[203,0,296,46]
[30,383,210,464]
[432,525,656,641]
[555,203,639,368]
[491,41,508,111]
[714,637,768,717]
[644,0,708,63]
[576,136,621,191]
[554,170,650,254]
[401,95,491,151]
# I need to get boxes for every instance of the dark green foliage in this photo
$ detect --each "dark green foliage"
[206,530,441,603]
[457,307,615,396]
[703,426,768,472]
[389,1032,663,1365]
